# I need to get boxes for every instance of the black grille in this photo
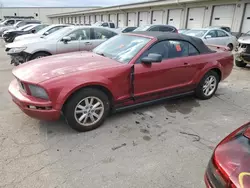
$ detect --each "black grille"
[5,48,10,52]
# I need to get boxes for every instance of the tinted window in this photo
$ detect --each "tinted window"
[159,26,174,32]
[137,41,169,63]
[101,23,109,27]
[221,27,231,33]
[217,30,228,37]
[93,28,116,39]
[168,40,189,58]
[6,20,15,25]
[188,43,199,56]
[149,26,160,31]
[110,23,115,28]
[206,30,217,38]
[122,27,137,33]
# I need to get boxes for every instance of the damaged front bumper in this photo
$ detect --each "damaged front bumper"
[235,43,250,64]
[6,48,31,66]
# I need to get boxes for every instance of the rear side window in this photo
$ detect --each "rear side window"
[159,26,175,32]
[149,26,160,31]
[217,30,228,37]
[93,28,117,39]
[101,23,109,27]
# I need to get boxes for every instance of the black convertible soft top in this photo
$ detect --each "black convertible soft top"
[130,31,214,54]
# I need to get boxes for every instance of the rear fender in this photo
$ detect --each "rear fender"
[194,62,223,84]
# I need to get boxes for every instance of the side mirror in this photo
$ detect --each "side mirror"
[141,53,162,64]
[205,35,212,39]
[43,31,49,36]
[62,36,71,43]
[31,29,36,33]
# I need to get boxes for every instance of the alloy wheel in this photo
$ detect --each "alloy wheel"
[203,75,217,97]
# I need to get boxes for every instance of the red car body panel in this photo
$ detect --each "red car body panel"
[205,122,250,188]
[9,33,233,121]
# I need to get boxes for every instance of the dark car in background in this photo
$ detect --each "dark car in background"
[115,26,137,33]
[133,24,178,33]
[3,24,48,42]
[205,122,250,188]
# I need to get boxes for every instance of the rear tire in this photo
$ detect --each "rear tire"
[30,52,50,60]
[64,88,110,132]
[195,71,219,100]
[235,60,247,68]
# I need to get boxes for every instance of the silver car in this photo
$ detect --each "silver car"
[14,24,70,42]
[6,26,118,65]
[185,28,237,51]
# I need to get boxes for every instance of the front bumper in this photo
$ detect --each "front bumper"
[6,49,31,65]
[204,173,213,188]
[8,79,60,121]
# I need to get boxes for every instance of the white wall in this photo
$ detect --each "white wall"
[0,7,93,24]
[49,0,250,33]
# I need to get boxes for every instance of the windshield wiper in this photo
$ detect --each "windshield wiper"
[96,52,106,57]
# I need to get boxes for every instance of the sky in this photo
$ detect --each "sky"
[0,0,147,7]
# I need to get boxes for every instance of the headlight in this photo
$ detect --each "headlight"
[28,84,49,100]
[8,47,27,54]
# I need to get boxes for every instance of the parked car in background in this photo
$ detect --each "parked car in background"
[0,20,41,36]
[185,28,237,51]
[133,24,178,33]
[8,32,233,132]
[205,121,250,188]
[0,19,22,27]
[14,24,70,42]
[3,24,48,43]
[93,21,116,28]
[235,30,250,67]
[6,26,118,65]
[115,26,137,33]
[205,26,231,33]
[178,29,190,34]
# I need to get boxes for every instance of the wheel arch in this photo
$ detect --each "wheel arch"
[61,84,114,112]
[29,51,52,60]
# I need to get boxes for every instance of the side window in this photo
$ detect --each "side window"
[17,22,26,27]
[46,26,63,35]
[188,44,199,56]
[159,26,174,32]
[206,30,217,38]
[168,40,189,58]
[149,26,159,31]
[137,41,170,63]
[93,28,116,39]
[110,23,115,28]
[217,30,228,37]
[6,20,15,25]
[101,23,109,27]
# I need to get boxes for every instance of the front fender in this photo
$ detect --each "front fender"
[52,75,113,110]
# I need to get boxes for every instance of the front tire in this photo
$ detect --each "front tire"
[235,60,247,67]
[30,52,50,60]
[227,43,234,51]
[64,88,110,132]
[195,71,219,100]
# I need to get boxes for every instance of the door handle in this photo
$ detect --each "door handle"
[184,62,189,65]
[85,42,92,45]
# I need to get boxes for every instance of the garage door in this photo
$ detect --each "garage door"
[211,5,235,27]
[187,7,205,29]
[139,12,149,26]
[118,13,126,27]
[96,15,101,22]
[168,9,182,29]
[85,15,90,25]
[128,12,136,26]
[241,4,250,33]
[90,15,95,25]
[152,10,164,24]
[102,14,109,22]
[109,14,117,26]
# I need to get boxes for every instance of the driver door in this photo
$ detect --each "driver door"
[204,30,219,45]
[56,29,81,54]
[133,40,199,101]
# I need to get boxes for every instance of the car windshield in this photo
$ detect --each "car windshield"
[23,25,37,31]
[133,25,151,31]
[93,34,150,64]
[37,25,54,34]
[43,27,74,40]
[185,30,207,37]
[16,24,31,31]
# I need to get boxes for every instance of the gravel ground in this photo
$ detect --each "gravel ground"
[0,44,250,188]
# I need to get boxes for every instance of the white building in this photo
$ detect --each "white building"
[48,0,250,33]
[0,7,99,24]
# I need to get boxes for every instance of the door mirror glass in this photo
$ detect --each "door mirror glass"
[141,53,162,64]
[205,35,212,39]
[31,29,36,33]
[44,31,49,36]
[62,36,71,42]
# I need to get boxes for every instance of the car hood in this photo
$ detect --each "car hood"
[6,37,45,48]
[238,36,250,44]
[13,51,123,83]
[15,33,40,41]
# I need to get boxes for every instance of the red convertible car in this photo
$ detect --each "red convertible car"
[205,122,250,188]
[9,32,233,132]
